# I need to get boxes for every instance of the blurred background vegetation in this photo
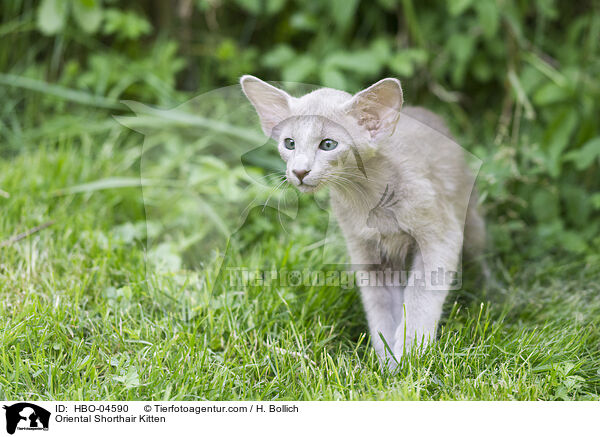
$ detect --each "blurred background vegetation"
[1,0,600,262]
[1,0,600,401]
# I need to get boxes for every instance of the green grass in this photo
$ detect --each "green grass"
[1,0,599,402]
[1,140,599,401]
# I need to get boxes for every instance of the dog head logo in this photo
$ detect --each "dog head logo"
[3,403,50,434]
[117,82,481,292]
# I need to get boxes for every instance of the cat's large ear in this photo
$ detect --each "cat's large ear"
[344,78,403,141]
[240,75,292,138]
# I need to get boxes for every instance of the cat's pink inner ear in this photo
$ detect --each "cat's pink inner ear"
[345,78,403,141]
[240,75,291,138]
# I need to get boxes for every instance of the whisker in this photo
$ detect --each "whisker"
[242,171,286,193]
[277,188,293,234]
[262,178,288,212]
[324,175,372,209]
[240,173,287,218]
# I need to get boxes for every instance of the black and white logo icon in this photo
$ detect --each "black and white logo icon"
[3,403,50,435]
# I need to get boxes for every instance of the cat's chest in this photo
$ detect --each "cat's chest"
[331,195,410,242]
[377,232,415,265]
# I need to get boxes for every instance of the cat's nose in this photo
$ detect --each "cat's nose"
[293,169,310,182]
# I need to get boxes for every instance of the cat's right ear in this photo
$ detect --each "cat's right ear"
[344,78,403,141]
[240,75,292,138]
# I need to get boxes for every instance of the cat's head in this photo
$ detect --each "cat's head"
[240,76,403,193]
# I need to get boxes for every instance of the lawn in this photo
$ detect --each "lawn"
[1,139,599,401]
[1,0,599,402]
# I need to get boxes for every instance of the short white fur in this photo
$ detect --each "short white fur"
[241,75,486,369]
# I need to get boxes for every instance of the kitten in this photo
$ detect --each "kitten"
[240,75,486,368]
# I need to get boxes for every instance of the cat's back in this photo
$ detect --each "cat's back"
[401,106,452,138]
[385,106,473,204]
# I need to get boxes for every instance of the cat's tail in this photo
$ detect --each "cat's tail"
[463,188,490,281]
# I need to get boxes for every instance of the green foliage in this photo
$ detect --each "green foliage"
[1,0,600,400]
[36,0,150,38]
[2,0,598,258]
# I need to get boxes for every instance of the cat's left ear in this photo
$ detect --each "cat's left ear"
[240,75,292,138]
[344,78,403,141]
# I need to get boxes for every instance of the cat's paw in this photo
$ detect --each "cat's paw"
[393,328,433,358]
[392,339,410,359]
[392,325,410,358]
[378,354,400,373]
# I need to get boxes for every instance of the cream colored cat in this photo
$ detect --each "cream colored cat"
[241,75,485,368]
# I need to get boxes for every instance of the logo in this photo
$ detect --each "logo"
[3,403,50,435]
[117,82,481,294]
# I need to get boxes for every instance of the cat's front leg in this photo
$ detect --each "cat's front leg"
[393,286,448,357]
[348,238,402,368]
[393,235,461,357]
[360,283,403,368]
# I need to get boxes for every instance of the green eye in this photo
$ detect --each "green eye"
[284,138,295,150]
[319,139,338,151]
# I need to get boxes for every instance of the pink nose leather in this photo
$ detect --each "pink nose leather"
[293,169,310,182]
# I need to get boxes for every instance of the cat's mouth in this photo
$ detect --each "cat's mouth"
[286,172,322,193]
[294,181,320,193]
